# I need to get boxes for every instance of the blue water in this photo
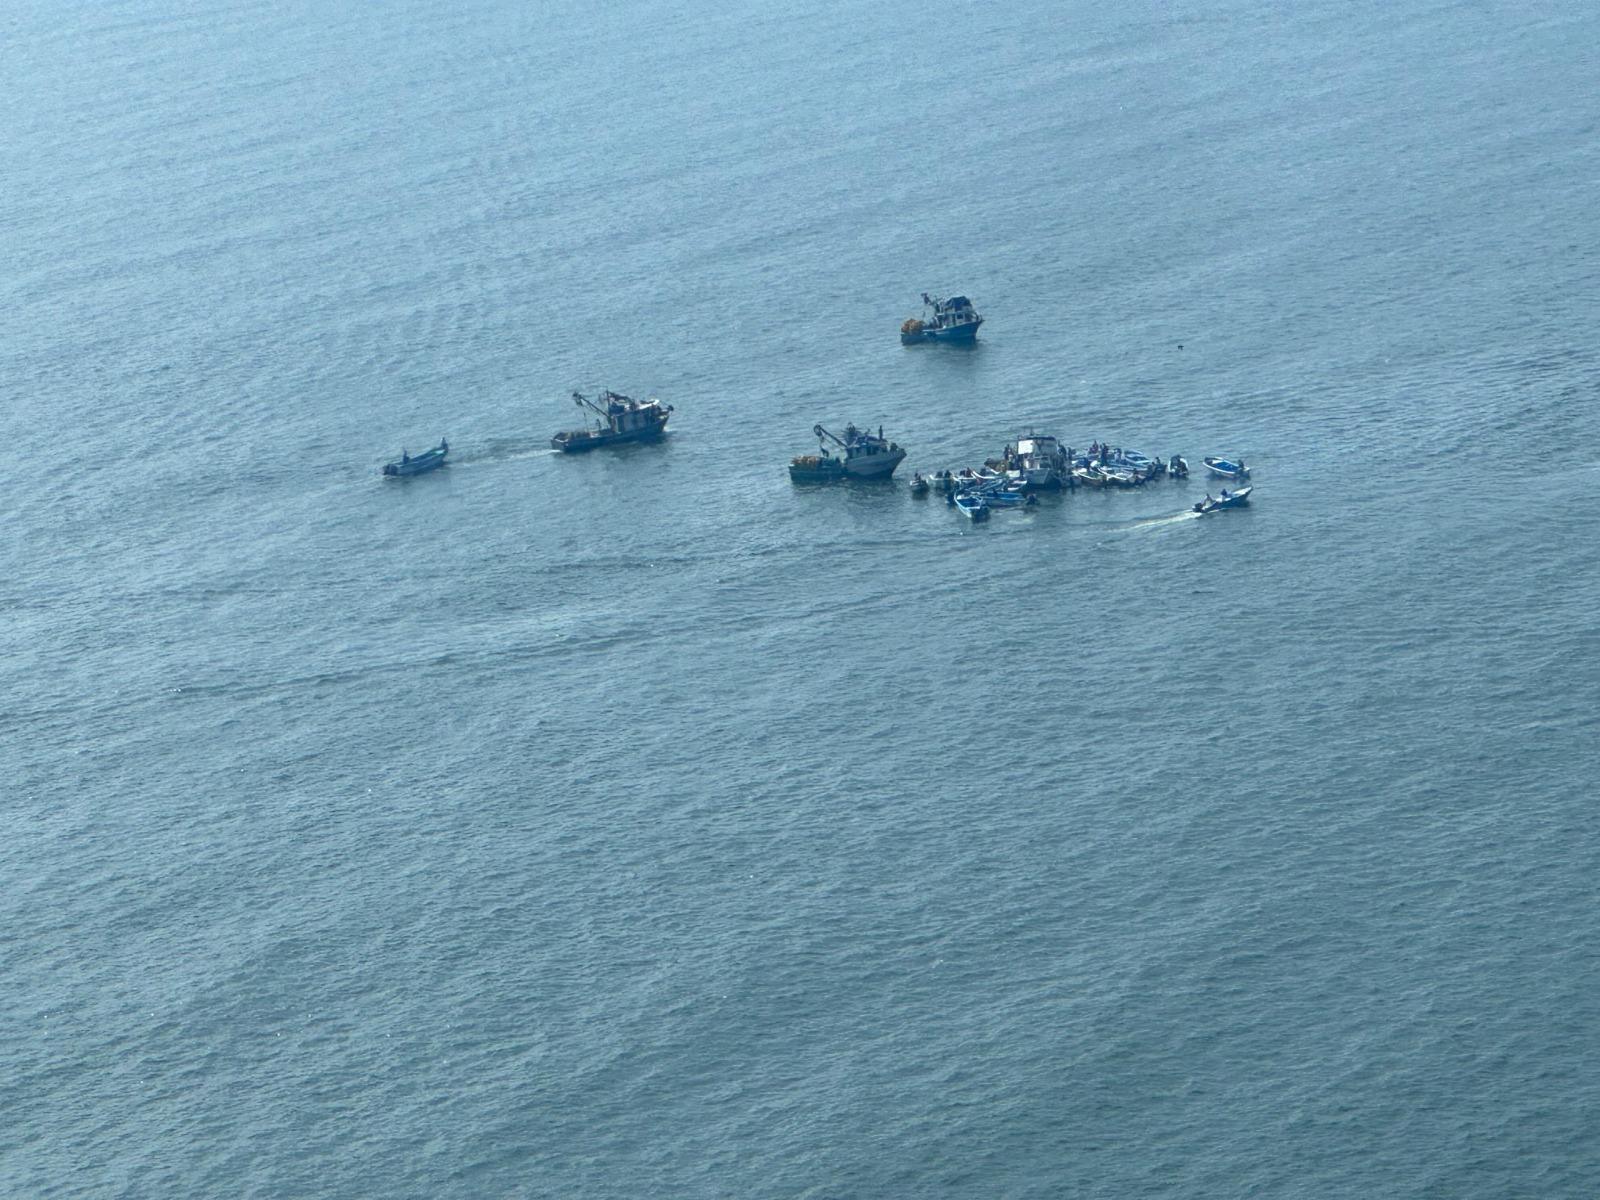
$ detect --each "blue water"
[5,0,1599,1195]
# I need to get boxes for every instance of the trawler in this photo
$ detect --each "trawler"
[899,293,983,344]
[789,423,906,482]
[551,391,673,452]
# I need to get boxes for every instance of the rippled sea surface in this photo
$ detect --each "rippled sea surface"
[5,0,1599,1195]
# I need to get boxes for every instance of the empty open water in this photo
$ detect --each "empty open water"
[4,0,1599,1195]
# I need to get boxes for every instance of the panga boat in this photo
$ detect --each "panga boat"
[551,390,673,452]
[950,491,990,521]
[969,485,1031,508]
[1203,456,1249,480]
[1193,486,1253,514]
[384,439,448,477]
[789,423,906,482]
[900,293,982,344]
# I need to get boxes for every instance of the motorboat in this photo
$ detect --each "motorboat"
[950,491,990,521]
[383,439,448,477]
[551,391,673,452]
[900,293,983,344]
[970,487,1028,507]
[1193,486,1253,514]
[1203,456,1250,480]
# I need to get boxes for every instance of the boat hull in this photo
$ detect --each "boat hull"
[842,446,906,479]
[789,460,849,483]
[551,420,669,452]
[901,318,982,345]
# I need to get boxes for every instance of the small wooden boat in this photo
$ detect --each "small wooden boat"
[968,482,1030,507]
[1203,456,1249,480]
[1193,486,1253,514]
[909,472,931,496]
[950,491,990,521]
[383,439,448,477]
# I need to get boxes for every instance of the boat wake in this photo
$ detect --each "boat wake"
[455,439,558,464]
[1128,510,1205,531]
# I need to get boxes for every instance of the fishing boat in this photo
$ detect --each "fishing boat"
[909,472,931,496]
[1169,455,1189,479]
[790,423,906,482]
[995,433,1070,489]
[1193,486,1253,514]
[900,293,983,344]
[1203,456,1249,480]
[551,390,673,452]
[973,487,1031,508]
[950,491,990,521]
[383,439,448,477]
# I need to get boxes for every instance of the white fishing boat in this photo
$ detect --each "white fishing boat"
[1003,433,1070,489]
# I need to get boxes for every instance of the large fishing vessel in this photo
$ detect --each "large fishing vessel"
[900,293,983,344]
[551,391,673,452]
[789,423,907,482]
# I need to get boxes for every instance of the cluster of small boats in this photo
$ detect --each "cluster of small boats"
[796,425,1254,522]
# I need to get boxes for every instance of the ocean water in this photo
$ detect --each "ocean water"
[4,0,1599,1195]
